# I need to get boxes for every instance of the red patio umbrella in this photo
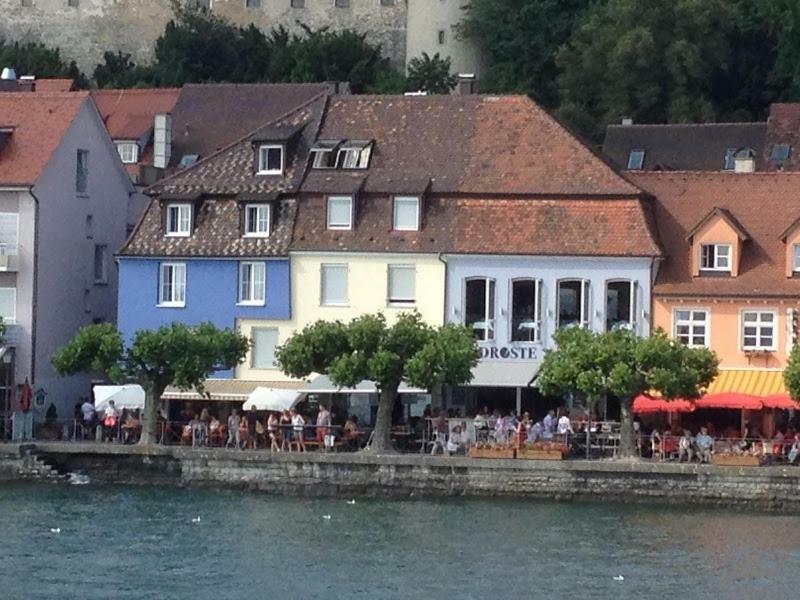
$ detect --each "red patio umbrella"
[762,394,799,410]
[633,395,695,414]
[694,392,763,410]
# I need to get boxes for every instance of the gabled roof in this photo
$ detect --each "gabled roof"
[91,88,180,140]
[301,95,640,196]
[685,207,750,242]
[168,82,332,167]
[603,122,766,171]
[628,171,800,297]
[0,92,88,186]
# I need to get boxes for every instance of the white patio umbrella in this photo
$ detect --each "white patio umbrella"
[243,387,304,412]
[93,384,145,413]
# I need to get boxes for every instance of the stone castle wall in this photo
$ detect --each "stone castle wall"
[0,0,408,74]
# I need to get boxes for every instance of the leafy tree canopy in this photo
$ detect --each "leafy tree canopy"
[537,327,718,457]
[52,322,249,444]
[405,52,458,94]
[783,343,800,402]
[0,39,88,88]
[276,312,479,452]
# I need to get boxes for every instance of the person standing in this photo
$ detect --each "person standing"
[280,410,292,452]
[543,410,555,440]
[103,399,119,443]
[226,409,241,449]
[291,409,306,452]
[246,406,258,449]
[80,397,95,440]
[316,404,331,450]
[267,412,280,452]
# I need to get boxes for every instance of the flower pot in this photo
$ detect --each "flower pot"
[468,447,516,459]
[712,454,762,467]
[517,448,565,460]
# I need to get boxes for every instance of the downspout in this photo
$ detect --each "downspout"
[28,187,40,385]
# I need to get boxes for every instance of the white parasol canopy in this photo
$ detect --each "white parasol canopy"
[93,385,145,413]
[243,387,304,412]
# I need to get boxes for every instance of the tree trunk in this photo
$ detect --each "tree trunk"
[618,396,636,459]
[139,381,161,446]
[368,385,397,453]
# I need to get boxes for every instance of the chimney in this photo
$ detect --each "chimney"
[457,73,477,95]
[153,113,172,170]
[621,117,633,126]
[0,67,16,81]
[733,149,755,173]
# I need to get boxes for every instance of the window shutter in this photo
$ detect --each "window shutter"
[252,328,279,369]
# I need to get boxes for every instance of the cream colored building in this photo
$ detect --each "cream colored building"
[236,252,445,382]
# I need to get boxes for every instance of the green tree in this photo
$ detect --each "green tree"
[405,52,458,94]
[93,51,155,89]
[537,328,718,458]
[0,40,88,88]
[457,0,592,105]
[556,0,741,140]
[52,322,249,445]
[782,344,800,402]
[276,312,479,453]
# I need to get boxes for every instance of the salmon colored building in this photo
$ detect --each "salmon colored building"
[630,172,800,431]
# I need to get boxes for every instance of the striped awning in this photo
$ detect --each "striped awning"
[706,369,788,396]
[162,379,306,402]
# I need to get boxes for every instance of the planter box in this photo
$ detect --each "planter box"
[712,454,762,467]
[517,448,565,461]
[469,447,516,460]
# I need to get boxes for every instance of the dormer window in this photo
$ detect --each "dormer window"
[327,196,353,230]
[336,140,372,169]
[310,141,340,169]
[771,143,791,162]
[116,141,139,164]
[165,203,192,237]
[244,204,271,237]
[700,243,730,271]
[627,149,645,170]
[393,196,419,231]
[257,144,283,175]
[792,244,800,272]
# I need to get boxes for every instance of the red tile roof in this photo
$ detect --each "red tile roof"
[302,95,639,196]
[34,78,76,93]
[91,88,180,140]
[0,92,88,186]
[629,171,800,296]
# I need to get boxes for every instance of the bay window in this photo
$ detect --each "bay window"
[511,278,541,342]
[465,278,495,341]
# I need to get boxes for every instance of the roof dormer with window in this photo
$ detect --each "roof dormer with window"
[780,217,800,278]
[310,139,373,170]
[687,207,749,278]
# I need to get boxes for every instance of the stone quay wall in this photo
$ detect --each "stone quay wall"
[0,0,408,74]
[1,443,799,512]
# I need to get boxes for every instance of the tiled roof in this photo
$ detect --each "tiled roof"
[33,78,76,93]
[603,122,767,171]
[168,82,332,167]
[91,88,180,140]
[763,104,800,171]
[302,95,638,196]
[450,198,661,256]
[628,171,800,296]
[291,195,661,257]
[0,92,87,186]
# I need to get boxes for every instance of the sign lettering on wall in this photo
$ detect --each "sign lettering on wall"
[479,346,539,360]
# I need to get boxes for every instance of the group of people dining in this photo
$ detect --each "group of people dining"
[78,398,142,444]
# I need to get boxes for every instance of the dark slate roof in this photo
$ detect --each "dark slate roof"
[762,104,800,171]
[168,83,332,167]
[602,122,767,171]
[302,95,639,196]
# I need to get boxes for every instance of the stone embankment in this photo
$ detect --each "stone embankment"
[1,443,798,512]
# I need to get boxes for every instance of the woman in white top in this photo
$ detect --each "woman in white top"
[291,410,306,453]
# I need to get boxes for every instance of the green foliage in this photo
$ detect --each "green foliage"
[0,39,88,88]
[405,53,458,94]
[278,312,478,393]
[93,51,156,89]
[52,322,125,379]
[783,343,800,401]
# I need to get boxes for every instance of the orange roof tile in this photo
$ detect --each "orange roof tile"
[34,78,76,93]
[0,92,88,186]
[91,88,180,140]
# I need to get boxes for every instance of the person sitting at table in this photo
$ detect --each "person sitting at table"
[557,412,573,438]
[678,429,694,462]
[528,419,543,444]
[208,414,222,446]
[446,425,466,456]
[473,408,489,442]
[695,427,714,463]
[343,415,361,451]
[542,410,555,440]
[121,409,141,444]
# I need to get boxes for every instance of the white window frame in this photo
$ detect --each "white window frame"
[251,327,279,369]
[257,144,284,175]
[792,243,800,273]
[510,278,541,343]
[244,204,271,237]
[741,310,777,351]
[158,263,186,307]
[627,149,645,170]
[557,279,590,329]
[392,196,420,231]
[238,261,266,306]
[605,279,637,331]
[335,141,372,169]
[387,264,416,305]
[700,243,731,271]
[327,196,353,230]
[165,203,192,237]
[116,141,139,164]
[320,263,349,306]
[0,288,17,324]
[673,308,709,348]
[464,277,496,342]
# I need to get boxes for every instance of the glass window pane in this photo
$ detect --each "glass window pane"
[388,265,415,302]
[321,265,348,305]
[327,197,352,229]
[0,288,16,322]
[512,280,538,342]
[393,197,419,230]
[252,328,278,369]
[0,213,18,248]
[606,280,631,330]
[558,280,582,328]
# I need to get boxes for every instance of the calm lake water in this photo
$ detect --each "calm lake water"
[0,482,796,599]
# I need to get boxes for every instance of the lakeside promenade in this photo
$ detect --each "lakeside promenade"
[1,441,799,512]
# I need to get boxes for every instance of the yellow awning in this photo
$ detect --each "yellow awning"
[706,369,787,396]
